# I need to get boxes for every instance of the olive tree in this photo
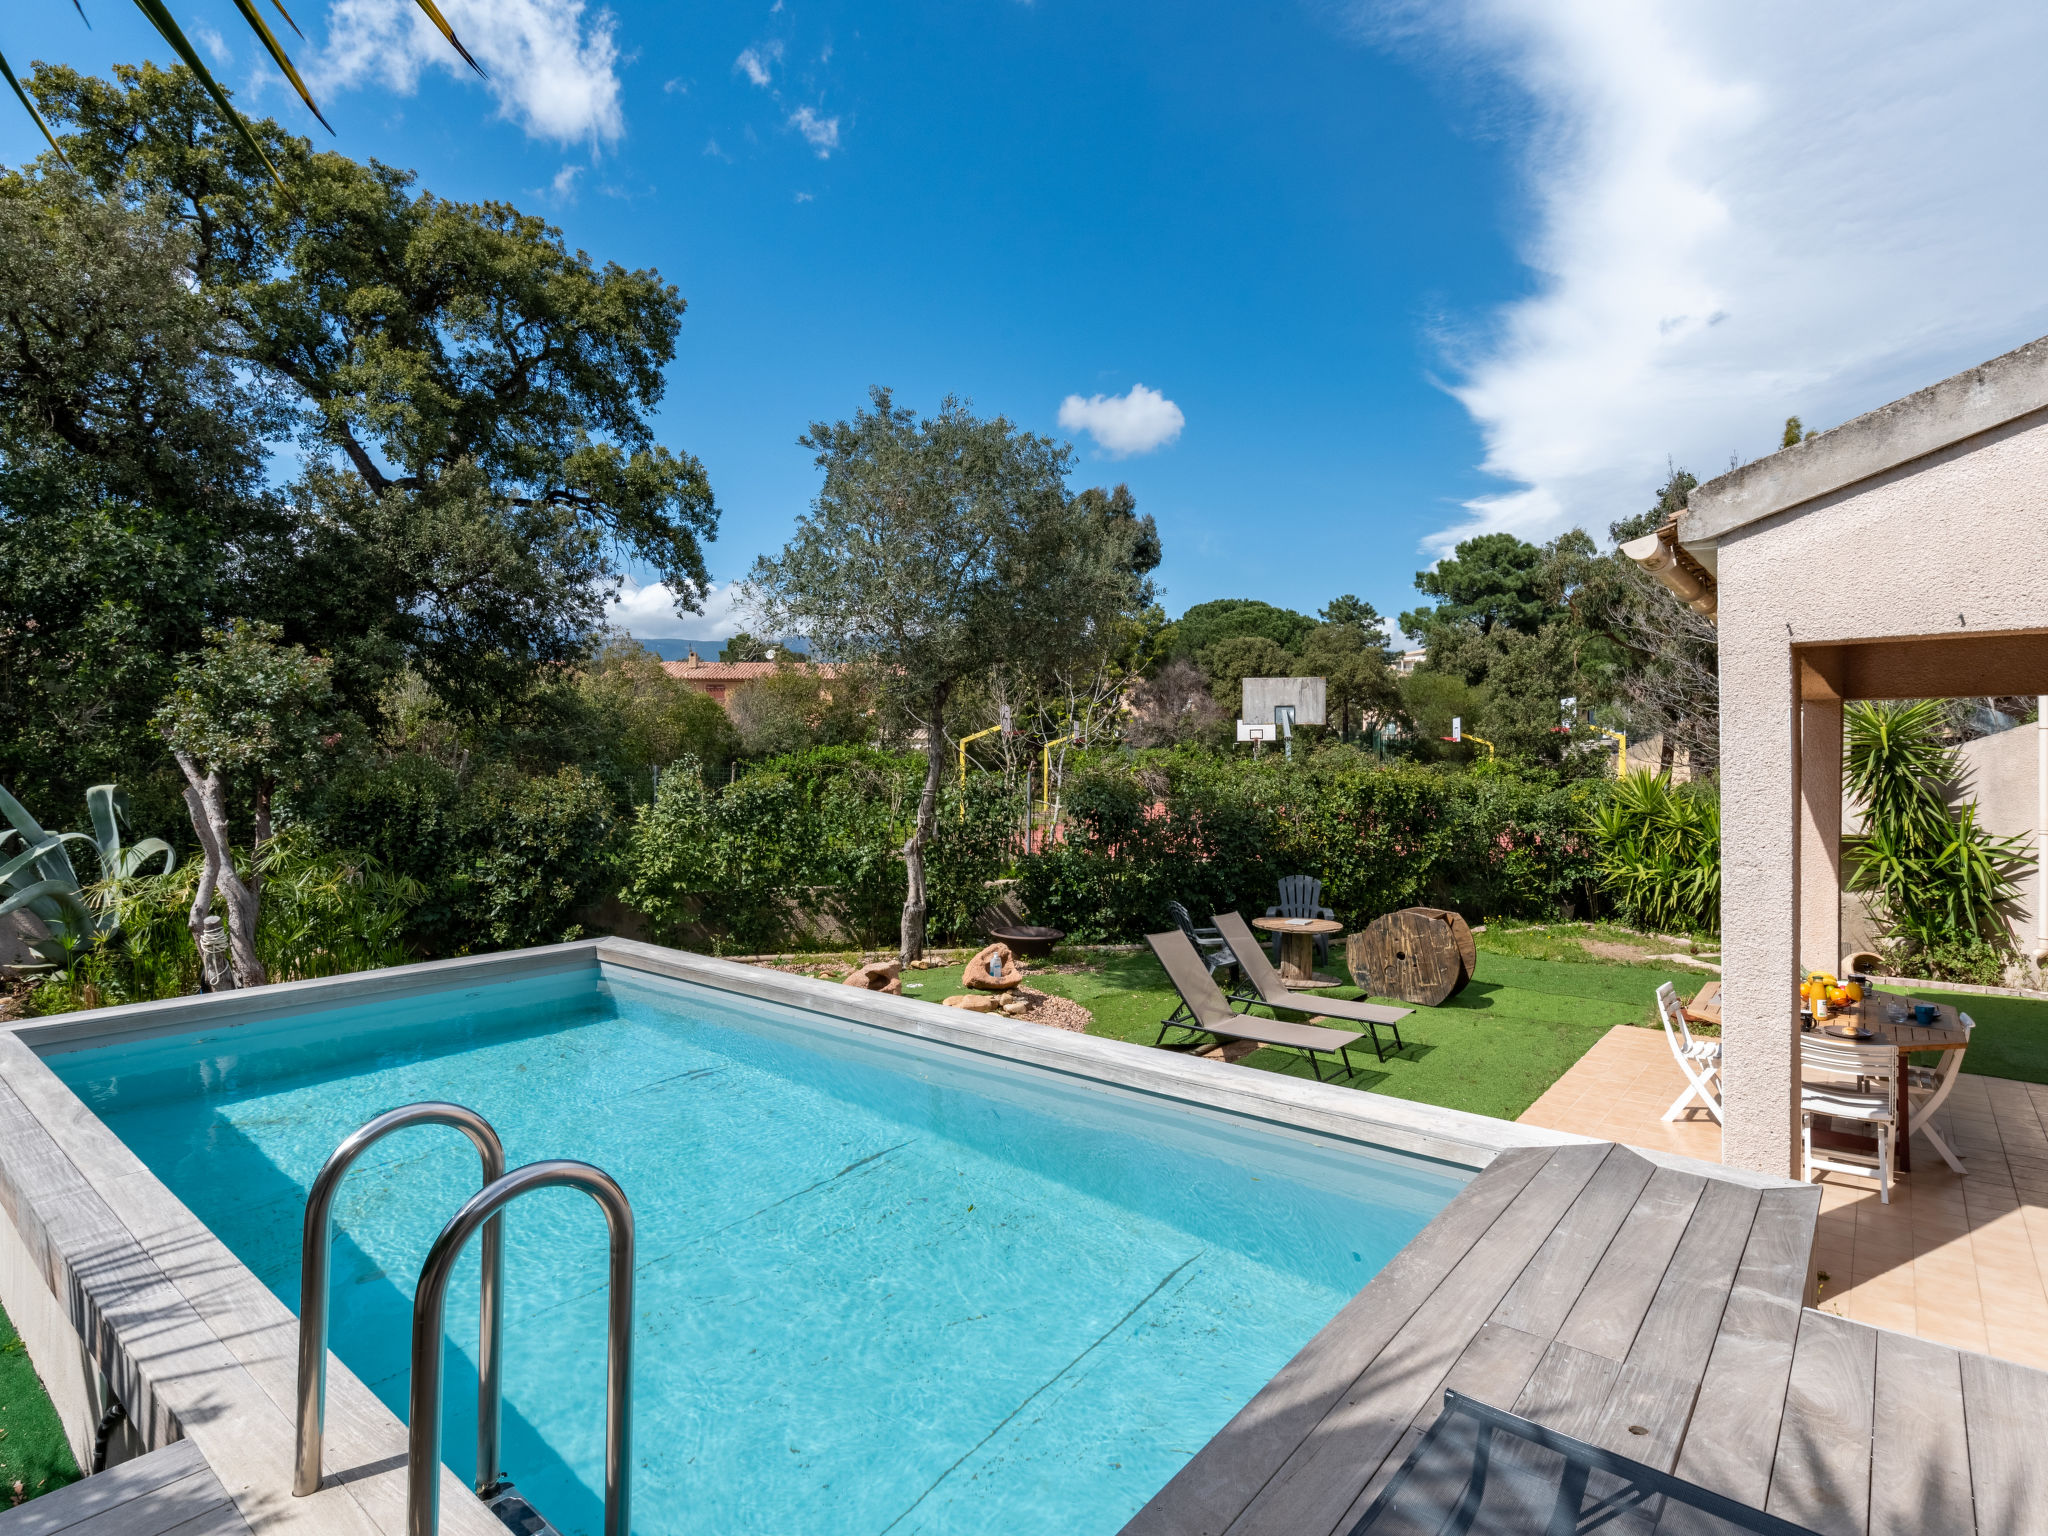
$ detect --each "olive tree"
[154,622,344,987]
[747,389,1159,959]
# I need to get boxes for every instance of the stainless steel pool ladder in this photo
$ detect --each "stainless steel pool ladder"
[408,1161,635,1536]
[295,1104,508,1499]
[293,1106,637,1536]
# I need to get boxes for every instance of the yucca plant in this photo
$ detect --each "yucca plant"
[5,0,477,182]
[0,782,177,970]
[1587,770,1721,936]
[1844,700,2028,964]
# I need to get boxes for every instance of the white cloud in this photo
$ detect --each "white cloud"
[317,0,624,145]
[1057,383,1186,457]
[194,25,232,63]
[788,105,840,157]
[734,42,782,87]
[605,576,748,638]
[550,164,582,198]
[793,190,814,203]
[1363,0,2048,552]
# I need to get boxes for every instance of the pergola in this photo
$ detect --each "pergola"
[1632,335,2048,1177]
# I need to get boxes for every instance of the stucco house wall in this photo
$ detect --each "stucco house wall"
[1702,403,2048,1177]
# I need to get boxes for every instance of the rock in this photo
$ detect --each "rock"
[843,960,903,994]
[942,993,999,1012]
[963,942,1025,992]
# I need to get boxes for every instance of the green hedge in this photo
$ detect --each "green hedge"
[306,755,619,952]
[621,747,1019,953]
[1016,750,1604,941]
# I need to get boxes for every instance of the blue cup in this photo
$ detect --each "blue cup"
[1913,1003,1938,1026]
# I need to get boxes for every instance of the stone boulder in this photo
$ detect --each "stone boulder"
[942,993,999,1012]
[963,942,1025,992]
[843,959,903,995]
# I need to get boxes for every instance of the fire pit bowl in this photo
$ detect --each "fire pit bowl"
[987,925,1064,959]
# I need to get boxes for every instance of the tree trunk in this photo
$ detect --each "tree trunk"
[182,783,223,987]
[173,752,268,988]
[899,685,950,963]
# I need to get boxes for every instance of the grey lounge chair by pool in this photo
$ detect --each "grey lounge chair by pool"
[1145,929,1368,1082]
[1212,911,1412,1063]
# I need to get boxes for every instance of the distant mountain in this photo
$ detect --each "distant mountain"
[626,636,811,662]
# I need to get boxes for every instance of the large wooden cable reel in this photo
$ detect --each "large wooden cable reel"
[1346,907,1475,1006]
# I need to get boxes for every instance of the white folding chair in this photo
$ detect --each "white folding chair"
[1907,1011,1974,1175]
[1657,982,1722,1123]
[1801,1037,1896,1204]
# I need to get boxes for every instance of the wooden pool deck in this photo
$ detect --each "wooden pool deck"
[0,1443,250,1536]
[1120,1140,2048,1535]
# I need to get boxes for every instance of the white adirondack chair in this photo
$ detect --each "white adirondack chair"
[1906,1011,1974,1175]
[1801,1036,1897,1204]
[1657,982,1722,1123]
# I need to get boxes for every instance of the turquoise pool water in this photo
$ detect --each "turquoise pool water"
[49,963,1464,1536]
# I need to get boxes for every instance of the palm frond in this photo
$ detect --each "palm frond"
[221,0,331,130]
[11,0,480,186]
[0,46,69,163]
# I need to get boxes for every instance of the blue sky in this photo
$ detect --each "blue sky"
[9,1,2048,643]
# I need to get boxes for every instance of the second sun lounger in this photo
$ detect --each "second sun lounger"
[1145,929,1368,1082]
[1212,911,1413,1062]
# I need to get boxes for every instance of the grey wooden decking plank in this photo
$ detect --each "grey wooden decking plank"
[1409,1322,1550,1428]
[1330,1323,1555,1536]
[148,1501,251,1536]
[1219,1142,1617,1536]
[1116,1144,1558,1536]
[1961,1348,2048,1534]
[1490,1148,1656,1340]
[1664,1186,1818,1512]
[0,1445,208,1536]
[1868,1329,1973,1536]
[1765,1309,1877,1536]
[1511,1338,1622,1441]
[1585,1179,1765,1471]
[1551,1165,1709,1363]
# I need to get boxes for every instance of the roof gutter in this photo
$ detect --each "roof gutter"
[1620,520,1718,621]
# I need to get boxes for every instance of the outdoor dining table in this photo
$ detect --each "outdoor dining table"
[1808,988,1969,1175]
[1249,915,1344,987]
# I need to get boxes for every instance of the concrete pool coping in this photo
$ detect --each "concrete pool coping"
[0,938,1780,1536]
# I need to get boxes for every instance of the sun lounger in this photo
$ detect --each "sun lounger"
[1211,911,1412,1062]
[1145,929,1368,1081]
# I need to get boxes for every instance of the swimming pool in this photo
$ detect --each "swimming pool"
[46,958,1465,1536]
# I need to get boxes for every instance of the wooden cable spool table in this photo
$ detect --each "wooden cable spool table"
[1808,990,1968,1175]
[1346,907,1476,1007]
[1248,916,1344,987]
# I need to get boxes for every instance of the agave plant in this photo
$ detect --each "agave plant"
[4,0,476,183]
[0,783,177,970]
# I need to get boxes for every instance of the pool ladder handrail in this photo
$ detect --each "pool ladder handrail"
[295,1104,507,1500]
[409,1161,635,1536]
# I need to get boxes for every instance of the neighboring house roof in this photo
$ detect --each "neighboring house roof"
[660,657,839,685]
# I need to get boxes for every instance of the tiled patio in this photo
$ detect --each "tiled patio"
[1520,1023,2048,1370]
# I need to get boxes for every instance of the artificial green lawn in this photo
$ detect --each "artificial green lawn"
[1893,986,2048,1084]
[0,1302,79,1505]
[898,942,1717,1122]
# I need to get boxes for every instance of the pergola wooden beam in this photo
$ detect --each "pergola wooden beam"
[1797,630,2048,703]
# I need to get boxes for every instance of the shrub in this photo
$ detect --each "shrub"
[1845,700,2028,959]
[618,749,1022,953]
[1014,748,1599,942]
[1586,770,1720,936]
[27,828,419,1013]
[303,755,618,953]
